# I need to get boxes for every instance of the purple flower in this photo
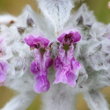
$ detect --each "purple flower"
[24,35,50,48]
[0,61,8,83]
[58,30,81,44]
[54,30,81,87]
[24,35,52,93]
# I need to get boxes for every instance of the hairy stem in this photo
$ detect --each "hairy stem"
[42,85,76,110]
[84,90,109,110]
[1,91,36,110]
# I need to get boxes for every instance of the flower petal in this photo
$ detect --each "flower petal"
[34,75,50,93]
[54,57,80,86]
[58,30,81,44]
[24,35,50,48]
[30,61,40,75]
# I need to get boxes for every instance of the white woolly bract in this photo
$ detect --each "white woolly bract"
[37,0,73,33]
[0,14,16,25]
[84,90,109,110]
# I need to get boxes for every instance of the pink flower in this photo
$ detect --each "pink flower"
[24,35,52,93]
[24,35,50,48]
[58,31,81,44]
[54,30,81,87]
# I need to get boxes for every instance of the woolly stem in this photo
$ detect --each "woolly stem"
[1,91,36,110]
[84,90,109,110]
[42,85,76,110]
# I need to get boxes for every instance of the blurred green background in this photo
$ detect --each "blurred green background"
[0,0,110,110]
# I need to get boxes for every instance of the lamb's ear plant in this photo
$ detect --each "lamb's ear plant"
[0,0,110,110]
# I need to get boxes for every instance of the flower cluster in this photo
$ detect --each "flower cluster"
[24,30,81,93]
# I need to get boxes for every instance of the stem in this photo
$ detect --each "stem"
[42,85,76,110]
[1,91,36,110]
[84,90,109,110]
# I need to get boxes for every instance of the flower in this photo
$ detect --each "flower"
[54,30,81,87]
[0,61,8,83]
[24,35,52,93]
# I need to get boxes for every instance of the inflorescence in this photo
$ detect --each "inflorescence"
[24,30,81,93]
